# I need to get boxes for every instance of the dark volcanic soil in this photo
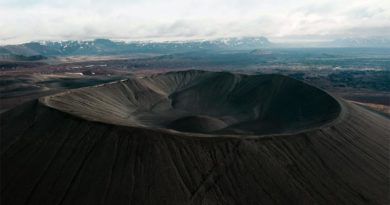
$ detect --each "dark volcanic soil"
[1,70,389,205]
[166,115,228,133]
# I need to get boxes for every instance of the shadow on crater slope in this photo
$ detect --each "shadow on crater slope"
[1,70,389,205]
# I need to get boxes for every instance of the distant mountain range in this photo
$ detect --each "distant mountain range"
[0,37,272,57]
[1,36,389,59]
[328,37,390,48]
[274,37,390,48]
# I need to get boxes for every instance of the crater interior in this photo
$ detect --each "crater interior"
[41,70,341,135]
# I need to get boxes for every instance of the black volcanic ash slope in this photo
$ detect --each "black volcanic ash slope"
[1,70,389,205]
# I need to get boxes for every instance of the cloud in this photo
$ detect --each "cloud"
[0,0,389,44]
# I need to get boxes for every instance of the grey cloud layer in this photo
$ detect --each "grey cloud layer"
[0,0,389,44]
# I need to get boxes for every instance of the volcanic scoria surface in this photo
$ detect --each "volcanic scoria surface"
[1,70,389,205]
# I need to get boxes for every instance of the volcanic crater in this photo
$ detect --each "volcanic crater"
[1,70,389,205]
[41,70,341,135]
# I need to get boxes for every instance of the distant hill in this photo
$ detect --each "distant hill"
[327,37,390,48]
[0,53,47,61]
[0,37,272,56]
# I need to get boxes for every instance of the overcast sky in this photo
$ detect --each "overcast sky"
[0,0,389,44]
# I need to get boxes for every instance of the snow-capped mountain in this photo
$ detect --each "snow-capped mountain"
[0,37,272,57]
